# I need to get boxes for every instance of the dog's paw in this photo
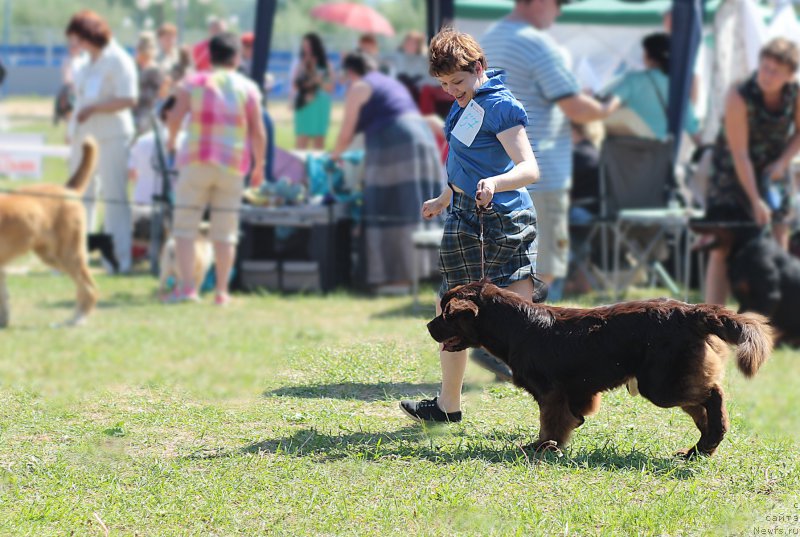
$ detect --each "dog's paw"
[674,446,711,459]
[625,378,640,397]
[522,439,563,458]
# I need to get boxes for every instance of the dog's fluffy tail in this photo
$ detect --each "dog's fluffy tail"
[701,306,773,377]
[66,137,98,194]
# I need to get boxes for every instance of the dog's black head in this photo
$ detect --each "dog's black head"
[427,282,486,352]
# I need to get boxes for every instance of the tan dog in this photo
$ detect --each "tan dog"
[0,139,98,327]
[158,231,214,296]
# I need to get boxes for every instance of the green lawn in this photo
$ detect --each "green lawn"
[1,98,799,536]
[0,272,798,536]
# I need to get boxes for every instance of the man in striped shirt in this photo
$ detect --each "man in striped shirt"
[482,0,616,301]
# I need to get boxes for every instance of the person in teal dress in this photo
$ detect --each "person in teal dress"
[292,33,333,150]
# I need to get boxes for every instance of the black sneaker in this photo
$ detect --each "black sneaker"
[399,397,462,423]
[470,348,513,382]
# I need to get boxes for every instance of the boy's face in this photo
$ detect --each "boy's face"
[436,63,484,108]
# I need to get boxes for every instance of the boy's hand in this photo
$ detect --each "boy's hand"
[422,197,447,220]
[475,178,495,208]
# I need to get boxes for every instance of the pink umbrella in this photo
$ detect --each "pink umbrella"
[310,2,395,37]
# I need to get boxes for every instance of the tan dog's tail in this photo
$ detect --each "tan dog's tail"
[66,138,98,194]
[704,307,773,377]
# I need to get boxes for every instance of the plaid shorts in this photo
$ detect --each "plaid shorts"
[439,191,538,296]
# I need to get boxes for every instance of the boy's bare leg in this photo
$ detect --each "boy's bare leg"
[437,277,533,413]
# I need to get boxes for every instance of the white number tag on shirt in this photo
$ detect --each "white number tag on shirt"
[451,99,485,147]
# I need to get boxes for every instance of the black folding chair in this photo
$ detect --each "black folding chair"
[597,136,690,298]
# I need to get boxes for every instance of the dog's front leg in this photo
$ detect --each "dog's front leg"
[0,269,8,328]
[529,391,584,449]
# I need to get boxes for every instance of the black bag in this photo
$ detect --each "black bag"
[53,83,75,125]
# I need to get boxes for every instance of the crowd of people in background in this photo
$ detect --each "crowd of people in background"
[50,1,800,315]
[60,10,268,291]
[55,7,459,297]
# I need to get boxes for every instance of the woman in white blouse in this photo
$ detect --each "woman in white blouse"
[66,10,138,274]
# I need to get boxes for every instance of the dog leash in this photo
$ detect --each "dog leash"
[476,202,492,281]
[474,199,548,302]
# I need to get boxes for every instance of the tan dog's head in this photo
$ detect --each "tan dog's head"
[427,282,486,352]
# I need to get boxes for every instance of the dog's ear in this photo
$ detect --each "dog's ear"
[444,298,479,319]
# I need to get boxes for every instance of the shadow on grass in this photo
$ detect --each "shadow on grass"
[263,381,480,402]
[40,276,166,309]
[187,427,700,478]
[41,291,158,310]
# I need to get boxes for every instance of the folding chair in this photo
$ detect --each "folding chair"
[598,135,695,299]
[567,195,614,294]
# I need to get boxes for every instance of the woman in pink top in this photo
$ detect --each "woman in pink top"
[167,32,267,305]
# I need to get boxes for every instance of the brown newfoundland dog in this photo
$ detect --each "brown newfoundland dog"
[428,281,773,457]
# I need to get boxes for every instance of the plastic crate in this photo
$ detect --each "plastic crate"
[240,260,279,291]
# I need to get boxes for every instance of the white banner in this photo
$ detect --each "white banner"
[0,133,46,179]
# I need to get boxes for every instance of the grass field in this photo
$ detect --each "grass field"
[0,273,799,536]
[1,98,799,536]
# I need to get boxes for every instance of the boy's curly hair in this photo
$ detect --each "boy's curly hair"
[428,28,487,77]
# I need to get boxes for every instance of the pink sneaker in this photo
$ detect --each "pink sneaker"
[162,288,200,304]
[214,292,231,307]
